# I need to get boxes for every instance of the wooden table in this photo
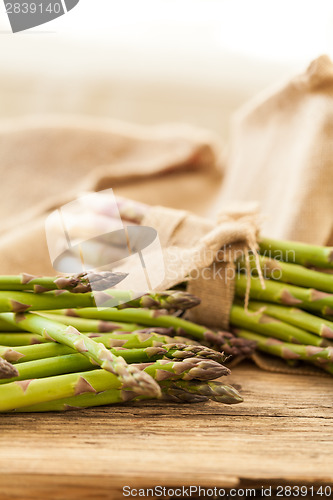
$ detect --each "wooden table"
[1,362,332,499]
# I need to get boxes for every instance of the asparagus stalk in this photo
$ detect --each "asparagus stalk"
[234,328,333,365]
[0,369,127,412]
[0,331,198,363]
[161,380,243,404]
[0,332,46,346]
[15,388,134,411]
[247,301,333,339]
[238,254,333,293]
[235,274,333,316]
[134,358,230,382]
[0,289,199,313]
[0,312,160,397]
[53,307,213,338]
[85,332,199,348]
[115,290,200,310]
[14,380,243,412]
[36,313,141,333]
[230,304,326,346]
[0,327,162,348]
[0,344,228,384]
[0,290,94,312]
[259,237,333,269]
[0,330,175,349]
[0,358,18,379]
[0,272,127,293]
[0,344,75,363]
[54,307,254,354]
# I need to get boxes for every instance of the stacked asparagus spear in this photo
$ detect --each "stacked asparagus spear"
[232,237,333,375]
[0,273,245,412]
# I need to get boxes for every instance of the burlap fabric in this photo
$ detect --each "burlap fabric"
[0,117,223,275]
[214,54,333,245]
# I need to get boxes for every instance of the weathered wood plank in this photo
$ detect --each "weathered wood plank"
[0,362,332,499]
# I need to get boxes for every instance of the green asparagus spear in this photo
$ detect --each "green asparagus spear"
[0,332,46,346]
[230,304,326,346]
[235,274,333,316]
[0,290,94,312]
[115,290,200,310]
[238,254,333,293]
[0,344,74,363]
[52,307,213,338]
[84,332,199,349]
[14,387,135,411]
[36,313,141,333]
[133,358,230,382]
[0,312,160,397]
[14,380,243,412]
[0,289,199,313]
[161,380,243,404]
[234,328,333,365]
[0,272,127,293]
[0,369,127,412]
[247,301,333,338]
[259,237,333,269]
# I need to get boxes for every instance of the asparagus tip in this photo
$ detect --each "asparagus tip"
[0,358,18,379]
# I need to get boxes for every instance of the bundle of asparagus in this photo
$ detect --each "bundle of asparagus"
[45,194,333,377]
[232,237,333,375]
[0,276,246,412]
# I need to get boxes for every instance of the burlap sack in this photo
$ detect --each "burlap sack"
[0,116,223,275]
[214,54,333,245]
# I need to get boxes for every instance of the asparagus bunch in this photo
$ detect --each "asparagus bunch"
[0,344,228,385]
[51,307,254,355]
[0,276,245,411]
[233,237,333,374]
[0,352,231,411]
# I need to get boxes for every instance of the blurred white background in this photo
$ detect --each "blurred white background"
[1,0,333,138]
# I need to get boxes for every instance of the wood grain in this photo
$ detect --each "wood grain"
[0,362,332,499]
